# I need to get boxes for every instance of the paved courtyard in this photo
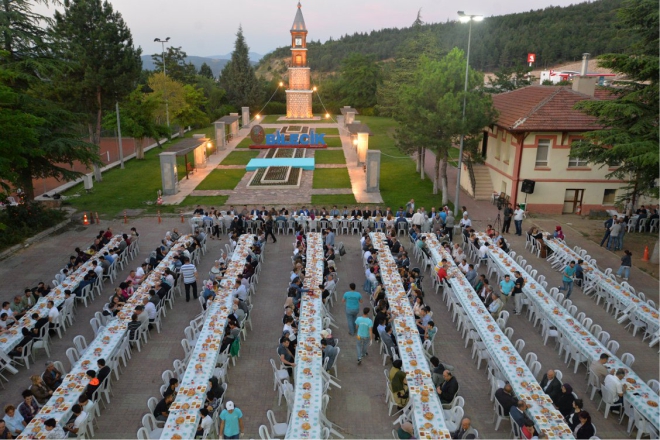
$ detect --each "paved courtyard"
[0,198,658,439]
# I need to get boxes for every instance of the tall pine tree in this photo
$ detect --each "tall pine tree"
[50,0,142,181]
[219,26,262,110]
[571,0,659,203]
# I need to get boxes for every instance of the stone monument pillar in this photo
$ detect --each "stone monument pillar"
[366,150,381,193]
[357,132,368,166]
[229,113,239,137]
[345,111,355,126]
[242,107,250,127]
[215,121,226,149]
[159,152,179,195]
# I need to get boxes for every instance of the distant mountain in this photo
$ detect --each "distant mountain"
[206,52,263,62]
[141,55,227,77]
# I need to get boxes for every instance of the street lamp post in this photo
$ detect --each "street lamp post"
[154,37,171,128]
[454,11,483,216]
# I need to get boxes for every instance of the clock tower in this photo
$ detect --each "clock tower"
[286,2,313,119]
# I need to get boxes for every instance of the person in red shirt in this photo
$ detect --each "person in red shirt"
[435,259,448,283]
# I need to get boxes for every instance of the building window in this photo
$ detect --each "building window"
[568,156,589,167]
[603,189,617,205]
[535,140,550,167]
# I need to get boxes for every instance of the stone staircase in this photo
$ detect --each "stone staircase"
[471,164,494,201]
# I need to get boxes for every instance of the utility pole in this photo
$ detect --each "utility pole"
[116,101,124,169]
[154,37,171,129]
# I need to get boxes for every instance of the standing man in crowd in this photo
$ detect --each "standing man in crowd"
[355,307,373,365]
[180,257,198,302]
[342,283,362,336]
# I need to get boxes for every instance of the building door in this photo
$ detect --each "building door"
[481,131,488,158]
[563,189,584,214]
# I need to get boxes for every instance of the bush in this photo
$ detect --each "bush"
[0,201,67,250]
[262,101,286,115]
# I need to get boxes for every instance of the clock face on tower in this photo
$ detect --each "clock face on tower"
[295,37,302,47]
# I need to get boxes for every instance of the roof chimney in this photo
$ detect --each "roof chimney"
[580,53,590,76]
[572,52,596,96]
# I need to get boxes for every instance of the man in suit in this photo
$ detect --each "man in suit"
[362,206,372,218]
[509,400,532,430]
[436,370,458,404]
[341,206,350,217]
[540,369,562,404]
[329,205,340,217]
[495,383,518,416]
[379,324,398,359]
[451,417,477,439]
[373,207,383,217]
[351,206,362,217]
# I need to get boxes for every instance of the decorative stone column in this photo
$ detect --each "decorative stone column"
[366,150,381,193]
[215,121,226,148]
[357,132,369,166]
[242,107,250,127]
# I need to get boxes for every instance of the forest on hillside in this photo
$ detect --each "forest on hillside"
[258,0,637,72]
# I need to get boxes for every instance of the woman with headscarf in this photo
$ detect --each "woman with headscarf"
[573,411,595,439]
[205,376,224,411]
[389,360,409,409]
[555,383,576,418]
[554,225,565,240]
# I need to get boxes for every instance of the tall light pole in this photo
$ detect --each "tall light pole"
[454,11,483,216]
[154,37,171,128]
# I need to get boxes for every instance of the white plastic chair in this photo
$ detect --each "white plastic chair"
[266,409,288,438]
[620,352,635,367]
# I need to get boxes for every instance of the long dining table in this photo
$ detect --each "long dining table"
[370,232,452,440]
[476,232,660,430]
[0,235,123,354]
[160,234,255,440]
[543,237,660,336]
[423,233,575,439]
[16,235,193,439]
[285,232,326,440]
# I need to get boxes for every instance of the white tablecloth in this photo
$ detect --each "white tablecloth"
[424,234,574,438]
[0,236,123,353]
[17,235,193,439]
[544,238,659,335]
[286,232,325,439]
[370,233,451,439]
[478,233,660,430]
[160,235,255,439]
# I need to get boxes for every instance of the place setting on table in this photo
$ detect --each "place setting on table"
[370,232,452,439]
[423,234,574,438]
[160,235,255,440]
[286,233,325,440]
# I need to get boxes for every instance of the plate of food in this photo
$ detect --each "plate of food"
[302,422,311,431]
[648,400,658,408]
[424,412,434,420]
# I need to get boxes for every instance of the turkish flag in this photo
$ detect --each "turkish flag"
[527,53,536,63]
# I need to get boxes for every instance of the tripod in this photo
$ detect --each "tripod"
[493,212,502,234]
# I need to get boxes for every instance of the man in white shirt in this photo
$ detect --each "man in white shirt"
[459,213,472,229]
[513,204,526,236]
[411,209,425,227]
[143,298,157,322]
[92,260,104,279]
[47,301,60,324]
[180,256,198,302]
[63,404,87,437]
[604,368,627,406]
[478,242,489,260]
[363,249,374,266]
[232,279,248,302]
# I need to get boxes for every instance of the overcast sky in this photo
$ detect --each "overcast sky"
[36,0,584,57]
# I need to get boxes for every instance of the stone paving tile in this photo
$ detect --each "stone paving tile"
[316,164,348,169]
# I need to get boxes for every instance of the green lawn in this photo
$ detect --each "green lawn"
[311,194,357,205]
[314,128,339,135]
[357,116,449,211]
[176,196,229,211]
[314,150,346,164]
[196,169,245,190]
[323,137,342,148]
[259,115,337,124]
[235,137,252,148]
[62,126,215,218]
[220,151,259,165]
[312,168,351,189]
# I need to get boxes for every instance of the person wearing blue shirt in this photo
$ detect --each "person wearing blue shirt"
[499,274,515,306]
[342,284,362,336]
[103,252,114,265]
[558,261,576,299]
[354,307,373,364]
[219,401,243,439]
